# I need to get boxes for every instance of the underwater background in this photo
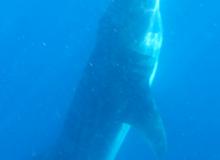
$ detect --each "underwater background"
[0,0,219,159]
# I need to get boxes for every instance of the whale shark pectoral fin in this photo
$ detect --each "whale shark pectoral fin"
[142,104,167,159]
[126,95,167,159]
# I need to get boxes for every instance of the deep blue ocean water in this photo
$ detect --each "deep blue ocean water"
[0,0,219,160]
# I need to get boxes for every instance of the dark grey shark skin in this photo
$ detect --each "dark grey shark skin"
[35,0,166,159]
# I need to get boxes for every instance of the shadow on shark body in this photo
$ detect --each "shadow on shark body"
[34,0,166,159]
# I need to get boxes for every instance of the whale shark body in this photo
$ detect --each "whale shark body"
[35,0,166,159]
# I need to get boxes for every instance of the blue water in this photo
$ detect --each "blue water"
[0,0,219,160]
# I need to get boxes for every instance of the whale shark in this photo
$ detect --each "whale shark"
[34,0,166,159]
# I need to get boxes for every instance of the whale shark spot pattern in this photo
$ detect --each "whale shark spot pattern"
[145,32,162,52]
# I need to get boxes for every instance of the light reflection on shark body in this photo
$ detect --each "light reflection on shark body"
[35,0,166,159]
